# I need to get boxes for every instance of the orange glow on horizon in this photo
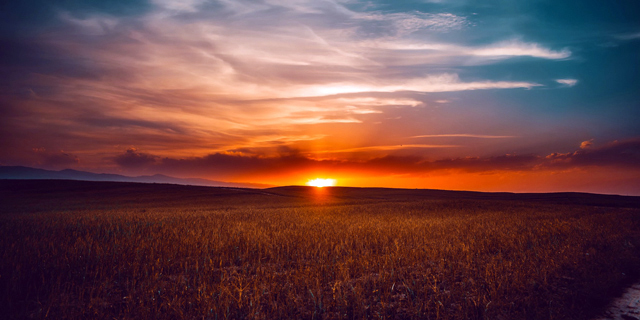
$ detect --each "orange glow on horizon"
[306,178,337,187]
[218,164,639,195]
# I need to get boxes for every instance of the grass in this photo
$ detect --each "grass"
[1,180,640,319]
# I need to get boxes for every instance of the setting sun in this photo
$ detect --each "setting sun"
[306,178,336,187]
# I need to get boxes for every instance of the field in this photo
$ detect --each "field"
[1,180,640,319]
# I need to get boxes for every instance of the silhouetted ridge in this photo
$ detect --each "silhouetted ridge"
[0,165,270,188]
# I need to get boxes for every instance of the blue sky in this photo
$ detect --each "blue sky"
[1,0,639,193]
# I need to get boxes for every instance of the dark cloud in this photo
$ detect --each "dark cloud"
[544,139,640,169]
[157,153,322,179]
[113,148,157,168]
[431,153,540,172]
[33,148,79,168]
[106,139,640,180]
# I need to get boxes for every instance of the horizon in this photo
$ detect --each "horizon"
[1,0,639,195]
[4,165,640,197]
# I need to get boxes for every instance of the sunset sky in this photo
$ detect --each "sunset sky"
[1,0,639,194]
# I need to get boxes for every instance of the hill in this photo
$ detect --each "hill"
[0,165,271,189]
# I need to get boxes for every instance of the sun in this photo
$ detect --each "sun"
[306,178,336,188]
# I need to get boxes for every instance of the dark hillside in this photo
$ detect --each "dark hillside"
[267,185,640,208]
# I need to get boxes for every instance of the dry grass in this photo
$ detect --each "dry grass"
[1,180,640,319]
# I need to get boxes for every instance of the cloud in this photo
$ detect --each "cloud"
[615,31,640,41]
[9,1,548,101]
[288,117,362,124]
[359,11,469,35]
[108,139,640,180]
[58,12,120,36]
[299,73,540,96]
[556,79,578,87]
[398,73,541,92]
[411,134,516,139]
[431,154,540,172]
[544,139,640,169]
[367,39,571,64]
[469,40,571,60]
[0,0,579,169]
[580,139,594,149]
[335,97,423,107]
[33,148,80,168]
[147,150,538,178]
[113,148,158,168]
[151,0,206,12]
[308,144,460,154]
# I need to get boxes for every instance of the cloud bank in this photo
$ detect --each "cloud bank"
[109,139,640,180]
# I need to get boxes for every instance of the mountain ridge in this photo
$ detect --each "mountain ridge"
[0,166,271,189]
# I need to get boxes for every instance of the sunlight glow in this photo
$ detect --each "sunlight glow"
[306,178,336,188]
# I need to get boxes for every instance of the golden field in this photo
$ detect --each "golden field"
[1,180,640,319]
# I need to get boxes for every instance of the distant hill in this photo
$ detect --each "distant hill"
[0,166,271,189]
[1,179,639,209]
[266,186,640,208]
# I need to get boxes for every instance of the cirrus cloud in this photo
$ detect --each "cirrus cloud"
[1,0,608,187]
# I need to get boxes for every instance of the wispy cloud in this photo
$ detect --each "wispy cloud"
[365,39,571,65]
[151,0,207,12]
[308,144,460,154]
[288,117,362,124]
[615,31,640,41]
[411,134,516,139]
[358,11,469,35]
[556,79,578,87]
[469,40,571,60]
[335,97,423,107]
[298,73,540,96]
[0,0,578,169]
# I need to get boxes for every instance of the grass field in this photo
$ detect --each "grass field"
[1,180,640,319]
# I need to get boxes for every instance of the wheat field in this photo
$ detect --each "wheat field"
[1,180,639,319]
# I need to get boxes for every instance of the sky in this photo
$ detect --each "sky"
[1,0,640,194]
